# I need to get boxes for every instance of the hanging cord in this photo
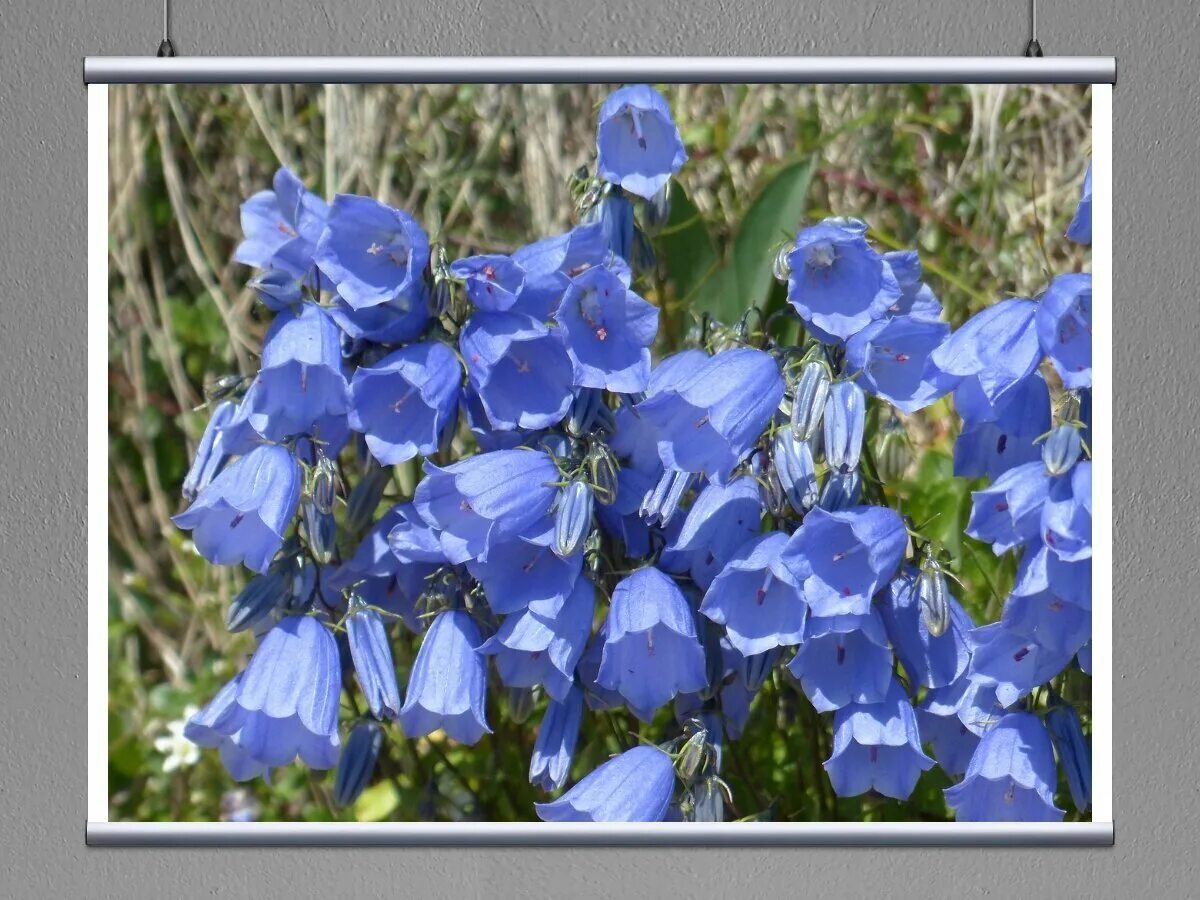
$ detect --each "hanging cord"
[157,0,176,57]
[1024,0,1043,57]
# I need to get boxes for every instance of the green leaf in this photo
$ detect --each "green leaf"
[353,779,399,822]
[657,180,718,307]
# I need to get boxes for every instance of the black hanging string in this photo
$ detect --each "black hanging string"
[157,0,176,57]
[1024,0,1043,57]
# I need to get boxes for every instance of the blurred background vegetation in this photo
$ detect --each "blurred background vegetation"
[108,82,1090,823]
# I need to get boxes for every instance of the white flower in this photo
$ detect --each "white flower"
[154,705,200,773]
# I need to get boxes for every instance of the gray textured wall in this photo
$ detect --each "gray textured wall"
[1,0,1193,896]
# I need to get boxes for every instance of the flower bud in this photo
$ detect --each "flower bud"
[773,430,819,515]
[507,686,538,725]
[640,468,693,526]
[567,388,606,437]
[586,443,619,506]
[740,647,782,692]
[690,775,729,822]
[346,600,401,719]
[554,480,594,557]
[675,728,710,785]
[824,380,866,473]
[876,417,912,483]
[248,269,303,310]
[333,721,384,808]
[917,563,951,638]
[790,359,832,441]
[345,464,392,537]
[310,455,338,515]
[282,553,318,612]
[772,243,792,283]
[302,499,337,564]
[758,463,789,519]
[1042,423,1083,476]
[818,469,862,511]
[225,571,289,633]
[1046,704,1091,813]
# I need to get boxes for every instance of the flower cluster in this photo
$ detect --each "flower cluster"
[177,85,1093,824]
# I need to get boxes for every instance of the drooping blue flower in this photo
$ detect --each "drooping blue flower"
[1046,704,1091,813]
[182,400,236,502]
[700,532,807,657]
[780,505,907,617]
[248,269,305,311]
[1036,273,1092,390]
[773,429,820,514]
[582,191,636,262]
[931,298,1041,406]
[1041,423,1083,476]
[479,576,595,702]
[787,610,894,712]
[1042,461,1092,562]
[555,266,658,393]
[917,702,980,777]
[789,357,832,441]
[953,372,1050,479]
[597,566,708,721]
[1066,163,1092,244]
[245,303,349,446]
[460,312,575,431]
[786,218,901,342]
[823,379,866,473]
[326,292,431,345]
[669,476,763,588]
[878,567,973,689]
[846,314,956,413]
[1002,558,1090,658]
[529,685,585,792]
[466,537,583,617]
[596,85,687,201]
[345,602,401,720]
[399,609,491,745]
[449,253,526,312]
[184,615,341,777]
[824,679,935,800]
[965,461,1051,554]
[883,250,943,320]
[636,347,785,484]
[173,443,302,574]
[414,448,560,564]
[535,744,676,822]
[333,721,384,807]
[944,712,1064,821]
[967,622,1075,708]
[314,193,430,310]
[818,469,862,512]
[348,341,461,465]
[234,167,329,285]
[329,505,432,632]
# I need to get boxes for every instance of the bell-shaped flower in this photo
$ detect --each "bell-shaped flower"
[878,567,973,689]
[182,400,236,501]
[536,744,675,822]
[332,505,433,632]
[786,218,900,342]
[466,537,583,617]
[348,341,461,465]
[953,372,1050,479]
[967,623,1075,708]
[314,193,430,310]
[529,685,585,792]
[399,609,491,745]
[917,702,981,777]
[1066,163,1092,244]
[944,711,1064,821]
[345,602,401,720]
[596,84,687,200]
[1002,585,1091,660]
[413,448,560,564]
[1046,704,1091,813]
[1042,461,1092,562]
[779,505,907,617]
[773,430,819,515]
[823,379,866,473]
[1036,273,1092,390]
[184,615,341,777]
[931,298,1042,406]
[824,680,934,800]
[460,312,575,431]
[700,532,807,657]
[333,721,384,807]
[636,347,784,484]
[555,266,658,393]
[449,253,526,312]
[668,476,762,588]
[787,610,894,712]
[597,567,708,721]
[883,250,943,320]
[234,166,329,285]
[582,191,636,262]
[965,461,1050,554]
[326,291,430,345]
[183,676,272,782]
[248,268,305,311]
[846,314,956,413]
[818,470,862,512]
[246,303,349,445]
[173,443,302,574]
[479,576,595,702]
[512,222,613,298]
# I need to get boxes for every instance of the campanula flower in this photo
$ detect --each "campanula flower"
[555,266,658,393]
[246,303,349,446]
[773,430,819,515]
[536,744,675,822]
[331,505,432,632]
[449,253,526,312]
[182,400,236,502]
[787,610,894,712]
[333,721,384,807]
[824,680,934,800]
[248,269,304,311]
[399,609,491,745]
[596,85,688,200]
[597,567,708,720]
[582,190,636,262]
[917,703,980,776]
[529,685,585,792]
[953,372,1050,479]
[931,298,1041,406]
[700,532,806,656]
[967,622,1075,708]
[314,193,430,310]
[1036,273,1092,390]
[173,443,302,574]
[780,505,907,617]
[636,348,785,484]
[512,223,613,300]
[479,576,595,702]
[1066,163,1092,244]
[965,461,1050,554]
[185,615,341,776]
[345,602,401,720]
[1041,423,1083,476]
[348,341,462,465]
[789,358,832,440]
[460,313,575,431]
[878,567,973,689]
[786,218,901,342]
[414,448,560,564]
[669,476,763,588]
[846,315,956,413]
[944,712,1064,821]
[466,537,583,617]
[823,379,866,473]
[183,676,271,782]
[883,250,943,320]
[234,167,329,285]
[1046,704,1091,812]
[1003,558,1090,658]
[1041,461,1092,562]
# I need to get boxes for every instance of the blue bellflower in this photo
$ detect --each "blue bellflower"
[931,298,1041,406]
[182,400,236,502]
[466,538,583,617]
[965,461,1051,554]
[953,372,1050,479]
[449,253,526,312]
[529,685,585,792]
[878,567,973,690]
[555,266,659,393]
[1066,163,1092,244]
[234,167,329,285]
[1046,704,1091,813]
[345,603,401,720]
[1036,273,1092,390]
[596,85,688,200]
[399,609,491,745]
[846,314,956,413]
[917,703,981,777]
[787,610,894,712]
[582,191,636,262]
[882,250,943,320]
[669,476,763,588]
[535,744,675,822]
[944,712,1064,821]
